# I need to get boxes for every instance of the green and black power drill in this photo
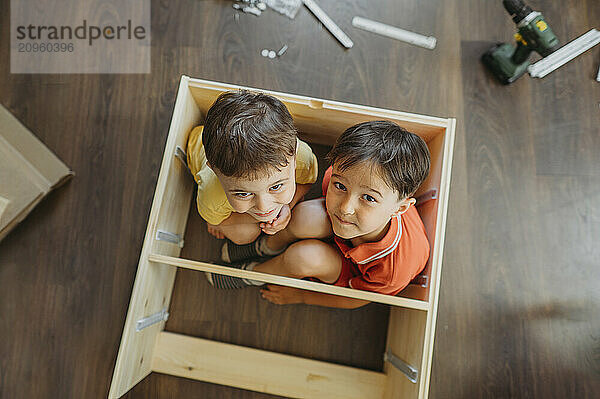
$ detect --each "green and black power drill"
[482,0,560,84]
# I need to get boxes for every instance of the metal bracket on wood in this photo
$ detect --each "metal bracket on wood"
[415,189,437,207]
[155,230,184,248]
[174,146,193,177]
[384,349,418,383]
[136,308,169,332]
[412,274,429,288]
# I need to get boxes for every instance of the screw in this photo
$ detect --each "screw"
[277,44,288,57]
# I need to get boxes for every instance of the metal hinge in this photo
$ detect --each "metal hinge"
[412,274,429,288]
[174,146,193,176]
[384,349,418,383]
[136,308,169,332]
[156,230,184,248]
[415,189,437,207]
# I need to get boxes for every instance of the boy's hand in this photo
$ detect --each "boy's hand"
[260,285,304,305]
[259,204,291,235]
[206,223,225,239]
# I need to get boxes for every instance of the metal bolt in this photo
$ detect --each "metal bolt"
[277,44,288,57]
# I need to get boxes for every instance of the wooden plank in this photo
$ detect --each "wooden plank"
[383,308,427,399]
[419,118,456,398]
[149,254,430,311]
[152,331,386,399]
[0,196,8,219]
[398,119,450,302]
[187,78,447,146]
[186,78,449,124]
[108,76,198,399]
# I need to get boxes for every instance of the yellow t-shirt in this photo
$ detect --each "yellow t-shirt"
[186,125,318,225]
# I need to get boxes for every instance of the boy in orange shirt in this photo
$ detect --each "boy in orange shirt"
[206,120,430,309]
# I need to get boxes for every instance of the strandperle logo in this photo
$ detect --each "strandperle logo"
[15,20,147,46]
[11,0,150,74]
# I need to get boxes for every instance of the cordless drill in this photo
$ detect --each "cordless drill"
[482,0,560,84]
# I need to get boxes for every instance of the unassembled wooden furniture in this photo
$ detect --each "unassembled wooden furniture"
[109,77,455,399]
[0,105,72,242]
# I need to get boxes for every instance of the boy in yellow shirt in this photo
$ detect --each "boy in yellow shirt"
[186,90,318,247]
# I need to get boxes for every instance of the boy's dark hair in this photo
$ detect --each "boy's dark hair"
[327,120,430,199]
[202,90,297,179]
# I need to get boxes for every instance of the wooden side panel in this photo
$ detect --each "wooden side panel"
[398,123,446,301]
[415,125,446,199]
[149,254,429,311]
[419,118,456,398]
[399,125,447,302]
[108,76,198,399]
[399,201,436,302]
[152,332,386,399]
[186,78,447,146]
[284,101,446,147]
[384,119,455,398]
[383,308,428,399]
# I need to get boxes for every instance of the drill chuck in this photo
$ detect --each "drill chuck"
[503,0,533,24]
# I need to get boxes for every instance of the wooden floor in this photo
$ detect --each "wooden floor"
[1,0,599,398]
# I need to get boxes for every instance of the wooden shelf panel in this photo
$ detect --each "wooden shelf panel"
[148,254,430,311]
[152,331,387,399]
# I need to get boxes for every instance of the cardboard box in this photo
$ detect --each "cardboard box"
[0,105,72,241]
[109,76,455,399]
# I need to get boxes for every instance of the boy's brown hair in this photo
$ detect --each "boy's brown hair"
[202,90,297,179]
[327,120,430,199]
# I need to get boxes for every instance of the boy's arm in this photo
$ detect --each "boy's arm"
[261,285,370,309]
[303,291,371,309]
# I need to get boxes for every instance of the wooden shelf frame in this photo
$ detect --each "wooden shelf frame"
[109,76,455,399]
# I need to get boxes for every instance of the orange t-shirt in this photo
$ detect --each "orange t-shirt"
[322,166,430,295]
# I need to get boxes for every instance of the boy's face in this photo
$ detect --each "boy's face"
[326,162,414,245]
[214,156,297,222]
